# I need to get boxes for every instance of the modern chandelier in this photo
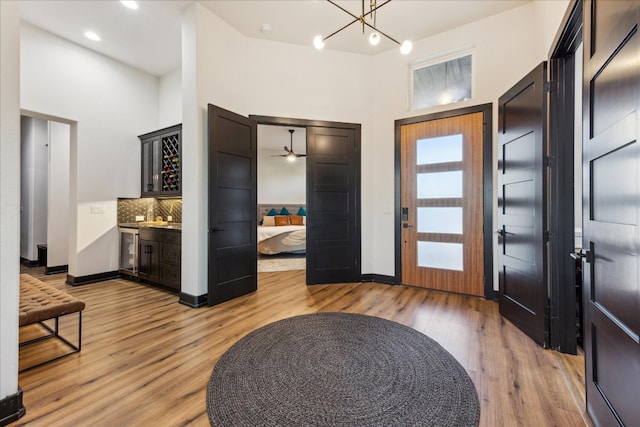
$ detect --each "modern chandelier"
[313,0,412,55]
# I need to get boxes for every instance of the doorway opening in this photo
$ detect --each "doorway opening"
[256,124,307,273]
[250,115,361,285]
[19,112,73,275]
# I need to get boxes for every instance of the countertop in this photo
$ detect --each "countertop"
[119,222,182,230]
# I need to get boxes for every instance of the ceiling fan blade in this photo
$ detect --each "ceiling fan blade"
[271,154,287,157]
[284,146,291,153]
[296,154,307,157]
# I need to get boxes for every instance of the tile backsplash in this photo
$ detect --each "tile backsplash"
[118,197,182,223]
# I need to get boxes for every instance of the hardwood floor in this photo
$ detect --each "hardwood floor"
[15,267,592,426]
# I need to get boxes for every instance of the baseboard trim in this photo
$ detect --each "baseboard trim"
[45,264,68,275]
[179,292,207,308]
[66,271,119,286]
[19,258,38,268]
[360,274,397,285]
[487,289,499,301]
[0,387,25,425]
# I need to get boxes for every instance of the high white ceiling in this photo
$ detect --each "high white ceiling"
[20,0,531,77]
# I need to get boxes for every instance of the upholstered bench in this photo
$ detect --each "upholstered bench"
[19,273,85,371]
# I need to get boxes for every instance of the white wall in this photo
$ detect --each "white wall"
[48,121,70,268]
[19,116,48,261]
[159,67,182,128]
[368,1,569,283]
[0,0,21,403]
[182,1,569,294]
[181,3,373,296]
[20,22,159,277]
[257,150,306,205]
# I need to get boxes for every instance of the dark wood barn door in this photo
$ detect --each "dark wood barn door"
[207,104,258,306]
[306,126,360,284]
[582,1,640,425]
[498,62,549,347]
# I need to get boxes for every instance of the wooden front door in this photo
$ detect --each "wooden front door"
[306,126,360,284]
[207,104,258,306]
[497,62,549,347]
[582,1,640,424]
[400,112,484,296]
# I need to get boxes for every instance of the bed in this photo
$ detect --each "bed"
[257,205,306,255]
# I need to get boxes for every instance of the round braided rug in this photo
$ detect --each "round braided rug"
[206,312,479,426]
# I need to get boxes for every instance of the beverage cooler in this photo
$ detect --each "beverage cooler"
[119,227,139,277]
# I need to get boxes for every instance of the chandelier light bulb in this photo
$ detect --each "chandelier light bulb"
[400,40,413,55]
[313,35,325,50]
[369,32,381,46]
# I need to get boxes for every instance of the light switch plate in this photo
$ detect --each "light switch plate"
[135,215,145,221]
[90,204,105,214]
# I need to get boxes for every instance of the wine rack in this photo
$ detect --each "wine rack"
[161,133,180,193]
[139,124,182,197]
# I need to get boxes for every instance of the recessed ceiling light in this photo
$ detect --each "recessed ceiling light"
[260,24,272,34]
[84,31,101,41]
[121,1,138,10]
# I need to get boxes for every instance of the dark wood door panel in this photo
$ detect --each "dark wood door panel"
[498,62,548,347]
[590,141,638,225]
[591,241,639,336]
[501,266,545,345]
[208,104,257,306]
[590,0,637,66]
[583,1,639,425]
[590,30,639,137]
[306,126,359,285]
[588,308,640,425]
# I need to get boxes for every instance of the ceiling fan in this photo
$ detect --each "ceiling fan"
[272,129,306,161]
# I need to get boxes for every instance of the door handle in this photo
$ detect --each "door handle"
[211,227,226,232]
[570,249,591,263]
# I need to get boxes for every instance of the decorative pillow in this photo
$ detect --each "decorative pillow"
[262,216,276,226]
[274,216,290,226]
[289,215,304,226]
[280,207,290,215]
[267,208,278,216]
[297,207,307,216]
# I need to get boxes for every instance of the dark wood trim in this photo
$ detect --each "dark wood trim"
[45,264,68,275]
[66,271,119,286]
[547,0,583,355]
[250,114,362,285]
[250,115,359,130]
[20,258,39,268]
[0,387,26,425]
[178,292,207,308]
[137,123,182,139]
[481,106,494,299]
[394,103,494,298]
[360,274,396,285]
[549,0,583,58]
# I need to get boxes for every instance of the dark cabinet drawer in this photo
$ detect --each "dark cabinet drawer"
[159,264,181,290]
[139,228,181,244]
[137,229,181,291]
[159,243,180,265]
